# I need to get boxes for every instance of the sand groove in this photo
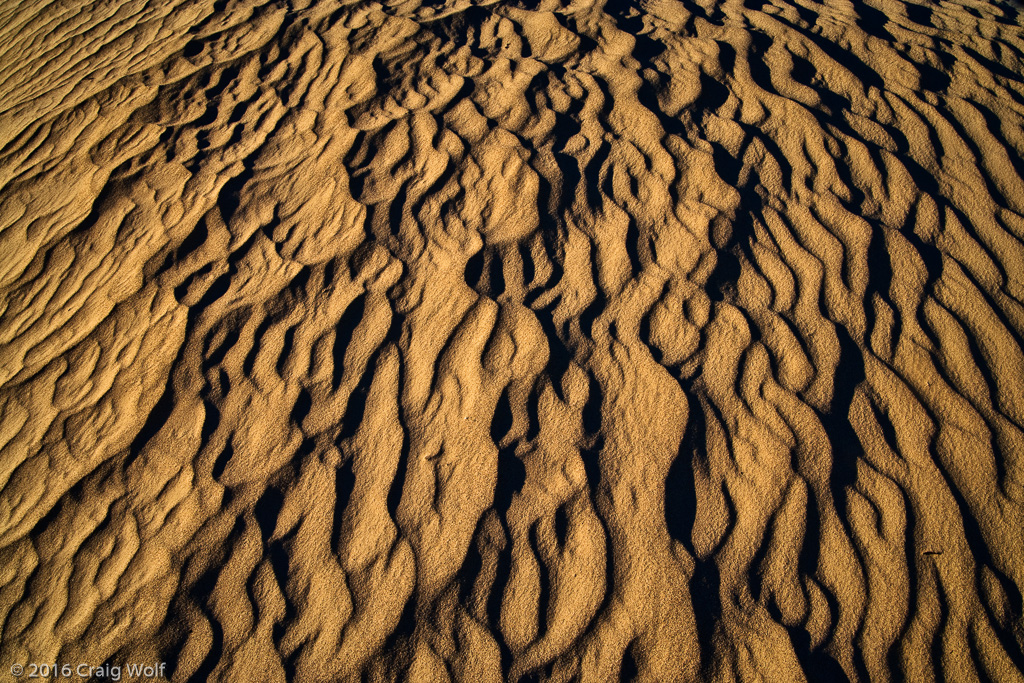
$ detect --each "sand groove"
[1,0,1023,680]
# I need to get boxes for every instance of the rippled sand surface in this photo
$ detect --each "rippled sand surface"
[1,0,1023,680]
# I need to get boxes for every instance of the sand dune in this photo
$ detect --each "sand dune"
[1,0,1023,680]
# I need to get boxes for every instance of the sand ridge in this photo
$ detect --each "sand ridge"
[1,0,1023,680]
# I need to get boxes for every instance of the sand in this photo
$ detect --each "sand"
[0,0,1022,680]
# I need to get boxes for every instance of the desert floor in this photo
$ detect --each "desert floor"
[1,0,1023,681]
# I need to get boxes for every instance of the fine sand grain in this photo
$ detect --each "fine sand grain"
[1,0,1023,680]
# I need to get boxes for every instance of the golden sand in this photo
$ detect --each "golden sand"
[1,0,1022,680]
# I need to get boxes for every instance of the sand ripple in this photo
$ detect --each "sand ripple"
[1,0,1023,680]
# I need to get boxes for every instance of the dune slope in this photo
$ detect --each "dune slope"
[1,0,1024,680]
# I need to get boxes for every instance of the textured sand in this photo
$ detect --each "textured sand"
[1,0,1023,680]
